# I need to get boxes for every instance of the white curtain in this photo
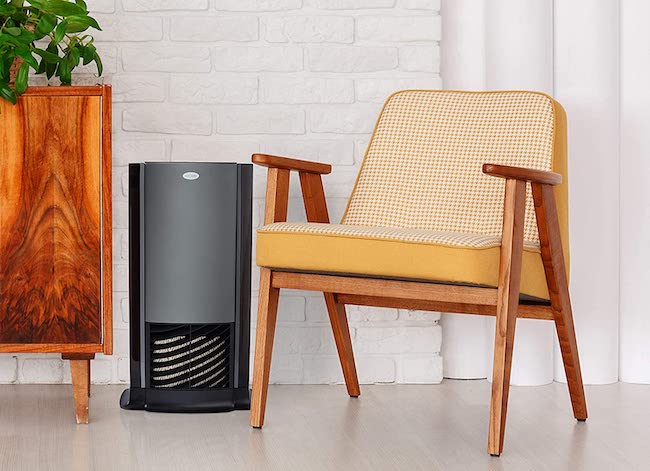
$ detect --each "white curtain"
[440,0,650,385]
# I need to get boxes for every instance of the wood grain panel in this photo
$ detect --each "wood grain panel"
[101,85,113,355]
[0,94,102,344]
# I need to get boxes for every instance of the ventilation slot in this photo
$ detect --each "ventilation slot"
[149,324,231,389]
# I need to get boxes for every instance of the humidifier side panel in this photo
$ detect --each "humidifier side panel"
[144,163,238,325]
[128,163,143,388]
[235,164,252,389]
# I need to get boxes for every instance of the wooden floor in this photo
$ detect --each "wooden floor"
[0,381,646,470]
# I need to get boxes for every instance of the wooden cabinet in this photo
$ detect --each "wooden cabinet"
[0,85,112,423]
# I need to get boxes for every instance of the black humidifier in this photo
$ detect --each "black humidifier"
[120,162,252,412]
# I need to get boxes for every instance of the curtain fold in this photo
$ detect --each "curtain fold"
[441,0,649,384]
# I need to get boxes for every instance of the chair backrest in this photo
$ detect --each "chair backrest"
[342,90,568,250]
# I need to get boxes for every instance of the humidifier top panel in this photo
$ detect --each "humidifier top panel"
[142,163,241,325]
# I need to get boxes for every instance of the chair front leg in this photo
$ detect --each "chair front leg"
[250,268,280,428]
[488,179,527,456]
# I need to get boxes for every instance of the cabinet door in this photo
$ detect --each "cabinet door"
[0,95,102,344]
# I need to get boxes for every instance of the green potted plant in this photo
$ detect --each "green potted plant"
[0,0,103,104]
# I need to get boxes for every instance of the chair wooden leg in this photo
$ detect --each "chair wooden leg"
[532,184,587,420]
[488,179,526,456]
[63,354,93,424]
[250,268,280,428]
[297,163,360,395]
[324,293,360,397]
[552,289,587,420]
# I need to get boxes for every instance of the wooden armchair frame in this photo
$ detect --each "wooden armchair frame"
[250,154,587,456]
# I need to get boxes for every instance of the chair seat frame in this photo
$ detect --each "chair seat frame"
[250,154,587,456]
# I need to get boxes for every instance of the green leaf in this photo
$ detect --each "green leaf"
[81,43,95,65]
[64,22,90,34]
[46,60,57,79]
[69,46,81,66]
[37,56,46,74]
[47,39,60,54]
[14,61,29,94]
[15,28,37,44]
[53,20,67,44]
[34,14,57,38]
[1,55,14,80]
[85,15,102,31]
[5,27,21,37]
[0,82,17,105]
[33,47,62,63]
[58,58,71,84]
[45,40,59,78]
[52,0,88,17]
[92,50,102,76]
[0,30,36,46]
[0,34,19,46]
[75,0,88,11]
[66,15,101,32]
[0,4,19,15]
[14,46,39,70]
[45,0,86,17]
[26,0,47,9]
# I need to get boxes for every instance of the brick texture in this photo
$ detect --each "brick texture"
[3,0,441,385]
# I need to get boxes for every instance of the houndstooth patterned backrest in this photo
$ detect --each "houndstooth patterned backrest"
[342,90,565,247]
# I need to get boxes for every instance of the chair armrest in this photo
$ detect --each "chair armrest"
[255,154,332,225]
[482,163,562,186]
[252,153,332,175]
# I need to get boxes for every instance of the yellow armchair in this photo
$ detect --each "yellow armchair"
[250,90,586,456]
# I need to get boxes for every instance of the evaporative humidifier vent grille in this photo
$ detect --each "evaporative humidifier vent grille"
[149,324,232,390]
[120,162,252,413]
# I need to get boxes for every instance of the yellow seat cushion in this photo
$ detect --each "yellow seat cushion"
[256,222,550,300]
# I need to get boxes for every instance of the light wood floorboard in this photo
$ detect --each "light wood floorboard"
[0,381,646,470]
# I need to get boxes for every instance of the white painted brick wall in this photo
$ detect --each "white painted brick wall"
[3,0,442,385]
[307,45,399,72]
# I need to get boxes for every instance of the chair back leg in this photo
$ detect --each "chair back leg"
[488,179,527,456]
[250,268,281,428]
[532,184,587,420]
[324,294,360,397]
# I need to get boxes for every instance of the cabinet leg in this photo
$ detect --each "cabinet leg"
[63,354,94,424]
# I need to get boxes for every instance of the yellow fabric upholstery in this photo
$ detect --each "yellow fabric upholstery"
[259,222,541,250]
[256,90,569,300]
[256,223,548,299]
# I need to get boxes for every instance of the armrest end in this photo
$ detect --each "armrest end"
[482,163,562,185]
[252,153,332,175]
